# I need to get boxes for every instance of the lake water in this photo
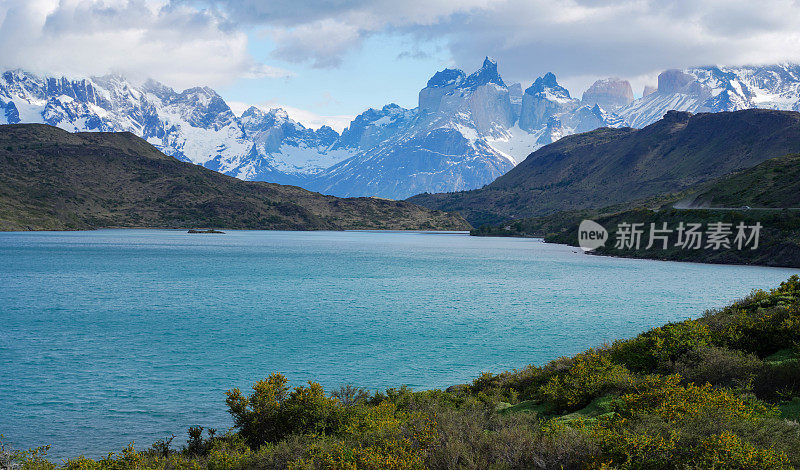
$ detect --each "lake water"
[1,229,797,459]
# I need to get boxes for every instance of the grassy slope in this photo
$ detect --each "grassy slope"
[682,153,800,209]
[0,124,470,231]
[473,153,800,267]
[409,109,800,226]
[8,277,800,469]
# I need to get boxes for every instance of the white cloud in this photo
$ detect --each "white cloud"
[7,0,800,127]
[180,0,800,90]
[187,0,500,68]
[0,0,286,89]
[434,0,800,90]
[269,19,363,68]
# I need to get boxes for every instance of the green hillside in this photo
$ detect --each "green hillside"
[473,152,800,267]
[680,153,800,209]
[0,124,470,231]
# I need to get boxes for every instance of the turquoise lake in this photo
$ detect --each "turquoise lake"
[1,229,798,459]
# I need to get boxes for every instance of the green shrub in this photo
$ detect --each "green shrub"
[329,385,371,407]
[610,320,713,373]
[225,373,344,448]
[691,432,793,470]
[710,304,800,357]
[593,376,791,469]
[614,374,776,423]
[754,360,800,401]
[704,276,800,357]
[672,346,762,389]
[423,403,597,470]
[539,351,634,411]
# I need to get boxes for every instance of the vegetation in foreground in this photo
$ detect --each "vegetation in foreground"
[5,277,800,469]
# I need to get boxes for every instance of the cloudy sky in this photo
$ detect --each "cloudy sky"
[3,0,800,129]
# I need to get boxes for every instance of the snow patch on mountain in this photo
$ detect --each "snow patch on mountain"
[485,125,545,165]
[268,144,355,175]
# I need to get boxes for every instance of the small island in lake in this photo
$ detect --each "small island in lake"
[187,229,225,234]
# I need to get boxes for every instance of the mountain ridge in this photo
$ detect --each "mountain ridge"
[0,124,470,231]
[408,109,800,226]
[4,62,800,200]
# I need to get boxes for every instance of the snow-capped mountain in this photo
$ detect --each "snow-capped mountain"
[0,58,606,199]
[619,64,800,128]
[0,70,350,187]
[314,59,519,197]
[311,60,516,197]
[3,61,800,200]
[307,58,634,198]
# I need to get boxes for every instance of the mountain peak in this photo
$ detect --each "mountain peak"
[461,57,505,89]
[425,68,465,88]
[241,106,291,121]
[142,78,173,95]
[657,69,696,94]
[238,106,281,134]
[525,72,571,99]
[269,107,290,119]
[582,77,634,109]
[241,105,264,117]
[181,86,220,98]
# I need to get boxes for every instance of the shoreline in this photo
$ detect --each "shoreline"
[471,231,800,269]
[0,227,474,234]
[4,227,796,268]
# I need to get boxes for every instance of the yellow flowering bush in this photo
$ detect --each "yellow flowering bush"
[692,432,793,469]
[539,351,634,410]
[617,374,776,422]
[286,402,437,470]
